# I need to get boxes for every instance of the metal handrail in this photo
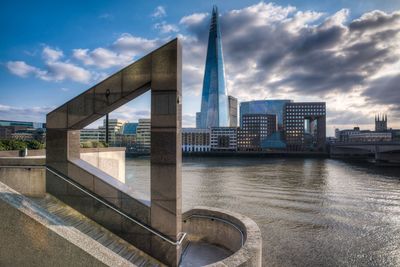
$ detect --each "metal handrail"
[185,214,245,247]
[1,164,186,246]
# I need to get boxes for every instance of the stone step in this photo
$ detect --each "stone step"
[31,194,164,267]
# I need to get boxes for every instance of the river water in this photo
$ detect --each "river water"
[125,157,400,266]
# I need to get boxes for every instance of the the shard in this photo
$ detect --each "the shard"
[197,6,229,128]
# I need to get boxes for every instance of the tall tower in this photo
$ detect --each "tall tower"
[198,6,229,128]
[375,114,388,132]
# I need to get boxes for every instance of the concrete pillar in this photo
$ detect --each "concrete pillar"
[150,39,182,266]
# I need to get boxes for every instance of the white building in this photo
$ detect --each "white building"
[182,128,210,153]
[136,119,151,152]
[80,128,104,142]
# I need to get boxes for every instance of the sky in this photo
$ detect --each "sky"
[1,0,400,136]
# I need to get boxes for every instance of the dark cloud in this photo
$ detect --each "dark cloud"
[327,109,373,125]
[362,74,400,110]
[180,4,400,111]
[349,10,400,32]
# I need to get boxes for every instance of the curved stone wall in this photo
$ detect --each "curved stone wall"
[182,206,262,267]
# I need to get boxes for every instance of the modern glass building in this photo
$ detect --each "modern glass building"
[197,6,229,128]
[122,122,138,135]
[283,102,326,151]
[0,120,45,129]
[237,114,277,151]
[239,100,292,129]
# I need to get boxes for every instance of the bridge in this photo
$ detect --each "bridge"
[330,142,400,165]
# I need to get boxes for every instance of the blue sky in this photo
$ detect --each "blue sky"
[1,1,400,135]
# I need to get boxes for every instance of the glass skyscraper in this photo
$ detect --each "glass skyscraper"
[197,6,229,128]
[239,100,292,128]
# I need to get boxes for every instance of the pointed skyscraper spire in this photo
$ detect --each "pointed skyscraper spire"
[197,5,229,128]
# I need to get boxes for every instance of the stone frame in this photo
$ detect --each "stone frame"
[46,39,182,266]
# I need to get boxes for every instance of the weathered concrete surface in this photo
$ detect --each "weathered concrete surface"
[0,182,137,267]
[0,156,45,166]
[0,149,45,157]
[0,157,45,197]
[182,206,262,267]
[80,147,126,183]
[0,167,45,197]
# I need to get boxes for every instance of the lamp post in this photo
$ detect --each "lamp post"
[105,89,110,145]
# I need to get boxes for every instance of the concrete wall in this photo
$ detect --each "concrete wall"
[80,147,126,183]
[0,149,45,157]
[183,207,262,267]
[0,182,136,267]
[0,157,45,197]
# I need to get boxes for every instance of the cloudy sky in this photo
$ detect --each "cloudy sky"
[1,0,400,136]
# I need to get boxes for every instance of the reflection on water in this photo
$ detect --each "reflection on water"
[125,157,400,267]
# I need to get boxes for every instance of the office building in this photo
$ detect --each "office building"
[136,119,151,152]
[182,128,211,152]
[210,127,237,151]
[228,96,238,127]
[80,128,104,142]
[239,100,292,129]
[0,120,45,139]
[283,102,326,151]
[238,114,277,151]
[197,6,229,128]
[11,128,46,142]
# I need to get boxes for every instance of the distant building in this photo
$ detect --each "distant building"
[335,127,362,142]
[196,112,202,129]
[80,128,104,142]
[0,120,45,129]
[283,102,326,151]
[375,114,388,132]
[0,120,45,140]
[228,96,238,127]
[119,122,138,149]
[349,132,392,142]
[122,123,138,135]
[80,119,125,145]
[239,100,292,129]
[11,128,46,142]
[389,129,400,141]
[136,119,151,152]
[182,128,211,153]
[197,6,229,128]
[210,127,237,151]
[237,114,277,151]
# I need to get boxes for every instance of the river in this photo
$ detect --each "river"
[125,157,400,266]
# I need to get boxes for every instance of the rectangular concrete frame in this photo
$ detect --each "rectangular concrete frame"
[46,39,182,266]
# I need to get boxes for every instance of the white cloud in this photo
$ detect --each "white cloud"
[0,104,52,122]
[112,33,161,56]
[39,61,91,83]
[42,46,64,62]
[179,3,400,131]
[154,21,179,34]
[99,13,113,20]
[111,105,150,122]
[180,13,208,25]
[151,6,166,18]
[73,47,131,69]
[6,61,39,77]
[7,46,92,83]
